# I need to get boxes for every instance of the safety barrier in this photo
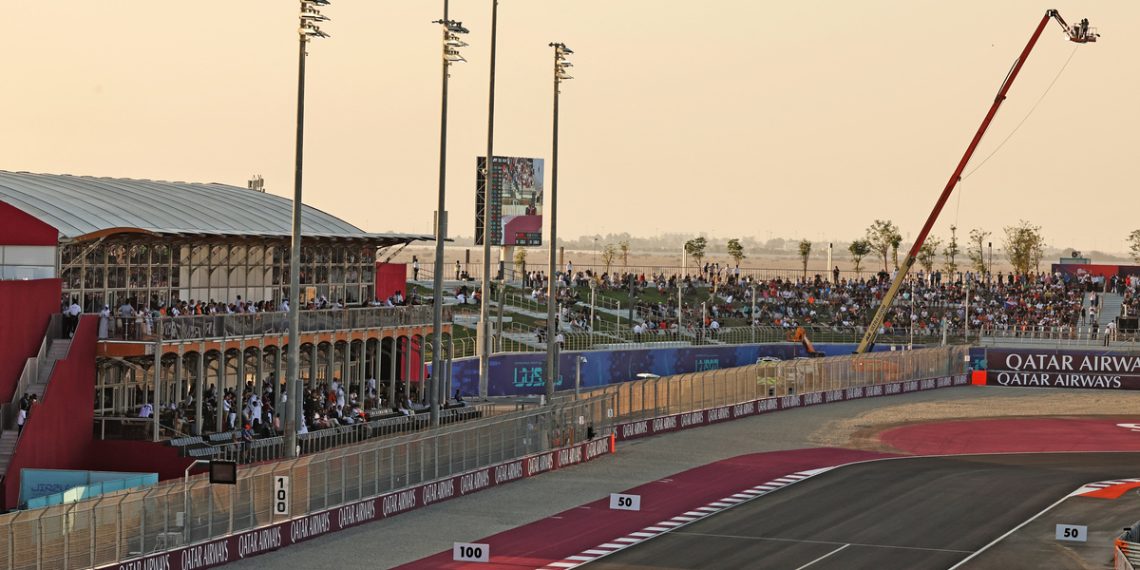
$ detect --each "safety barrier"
[1116,537,1139,570]
[571,345,969,440]
[0,395,612,570]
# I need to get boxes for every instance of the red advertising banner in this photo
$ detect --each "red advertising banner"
[100,438,612,570]
[613,375,969,442]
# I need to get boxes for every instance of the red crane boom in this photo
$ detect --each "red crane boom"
[855,10,1097,354]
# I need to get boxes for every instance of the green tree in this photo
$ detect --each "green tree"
[513,246,527,270]
[848,239,871,275]
[890,233,903,270]
[917,236,942,274]
[943,225,960,275]
[866,220,901,272]
[684,237,708,269]
[602,244,618,274]
[798,240,812,278]
[619,240,631,268]
[726,238,746,266]
[967,228,992,275]
[1003,220,1045,275]
[1129,230,1140,264]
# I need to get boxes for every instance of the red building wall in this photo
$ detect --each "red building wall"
[375,262,407,302]
[3,315,96,509]
[0,279,62,402]
[84,440,194,482]
[0,202,57,246]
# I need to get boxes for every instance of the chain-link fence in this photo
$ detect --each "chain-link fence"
[0,396,611,570]
[571,346,968,425]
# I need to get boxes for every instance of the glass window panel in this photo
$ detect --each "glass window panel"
[108,267,127,288]
[230,245,247,265]
[332,246,345,264]
[153,244,171,265]
[130,245,149,265]
[248,246,264,266]
[86,245,105,265]
[210,245,228,265]
[191,245,207,265]
[84,267,105,288]
[129,266,147,288]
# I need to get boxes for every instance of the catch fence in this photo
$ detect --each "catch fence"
[572,345,968,426]
[0,396,611,570]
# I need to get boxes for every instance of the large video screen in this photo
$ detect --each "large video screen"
[475,156,544,246]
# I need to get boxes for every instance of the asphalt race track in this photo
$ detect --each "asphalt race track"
[583,453,1140,570]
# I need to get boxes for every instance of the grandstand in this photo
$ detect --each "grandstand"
[0,171,443,510]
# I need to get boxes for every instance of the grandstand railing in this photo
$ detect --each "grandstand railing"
[978,325,1140,348]
[107,305,445,342]
[0,395,612,570]
[566,345,968,425]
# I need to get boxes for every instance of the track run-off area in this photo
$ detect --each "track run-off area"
[226,386,1140,569]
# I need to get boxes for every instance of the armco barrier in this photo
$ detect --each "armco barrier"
[614,374,970,441]
[95,437,613,570]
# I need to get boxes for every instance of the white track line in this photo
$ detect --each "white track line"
[535,467,833,570]
[946,493,1073,569]
[793,543,850,570]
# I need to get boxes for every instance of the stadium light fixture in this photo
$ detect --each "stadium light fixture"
[285,0,331,459]
[431,15,469,426]
[545,42,573,402]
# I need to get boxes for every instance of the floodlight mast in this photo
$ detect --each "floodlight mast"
[854,10,1096,355]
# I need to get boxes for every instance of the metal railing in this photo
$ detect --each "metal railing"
[0,314,62,435]
[0,395,612,570]
[106,305,444,342]
[570,345,968,425]
[198,402,520,464]
[978,324,1140,348]
[491,325,951,355]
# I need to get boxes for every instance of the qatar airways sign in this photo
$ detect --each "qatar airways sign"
[986,349,1140,390]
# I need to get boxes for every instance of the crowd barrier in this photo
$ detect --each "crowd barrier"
[0,396,611,570]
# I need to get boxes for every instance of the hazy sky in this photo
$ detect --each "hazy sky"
[4,1,1136,253]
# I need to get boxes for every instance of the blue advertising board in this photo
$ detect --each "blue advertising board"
[442,342,892,397]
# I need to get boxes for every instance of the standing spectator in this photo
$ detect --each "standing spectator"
[412,256,420,280]
[16,408,26,435]
[66,298,82,337]
[455,260,461,280]
[98,305,111,339]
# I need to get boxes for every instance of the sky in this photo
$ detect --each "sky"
[3,1,1137,254]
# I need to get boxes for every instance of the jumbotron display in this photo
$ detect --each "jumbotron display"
[475,156,544,246]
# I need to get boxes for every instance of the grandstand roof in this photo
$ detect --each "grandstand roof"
[0,170,431,245]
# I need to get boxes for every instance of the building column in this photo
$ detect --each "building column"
[195,350,205,436]
[215,351,226,433]
[326,342,336,389]
[387,337,398,409]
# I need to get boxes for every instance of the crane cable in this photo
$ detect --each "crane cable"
[962,45,1080,182]
[952,45,1079,229]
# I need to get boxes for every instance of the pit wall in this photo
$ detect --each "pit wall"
[449,342,897,397]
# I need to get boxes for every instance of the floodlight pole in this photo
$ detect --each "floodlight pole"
[431,4,449,427]
[477,0,499,399]
[546,43,572,402]
[285,0,328,459]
